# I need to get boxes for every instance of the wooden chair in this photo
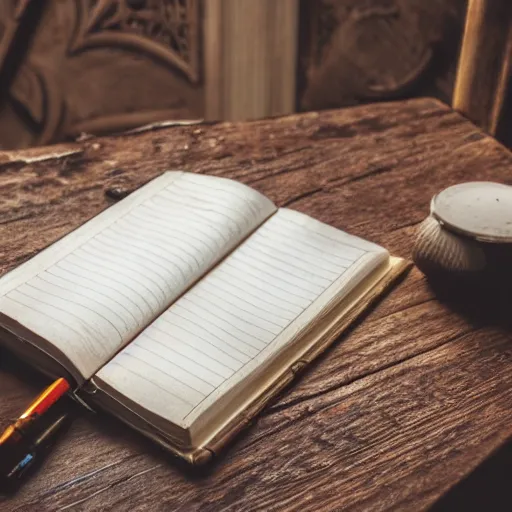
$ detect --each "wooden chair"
[453,0,512,141]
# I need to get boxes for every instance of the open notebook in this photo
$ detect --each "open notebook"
[0,171,407,464]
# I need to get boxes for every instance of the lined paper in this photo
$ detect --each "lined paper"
[98,208,388,425]
[0,172,276,380]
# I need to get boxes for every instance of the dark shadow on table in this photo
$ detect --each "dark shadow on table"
[425,272,512,333]
[430,439,512,512]
[423,272,512,511]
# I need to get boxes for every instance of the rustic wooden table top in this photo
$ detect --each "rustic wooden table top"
[0,98,511,511]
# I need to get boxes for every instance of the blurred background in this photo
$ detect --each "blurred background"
[0,0,496,149]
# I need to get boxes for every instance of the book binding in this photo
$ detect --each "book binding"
[78,257,409,465]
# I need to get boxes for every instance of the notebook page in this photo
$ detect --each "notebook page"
[97,208,388,428]
[0,172,276,381]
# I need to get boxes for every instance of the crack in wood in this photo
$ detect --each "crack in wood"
[264,324,477,418]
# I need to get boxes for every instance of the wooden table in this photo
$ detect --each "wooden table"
[1,98,511,511]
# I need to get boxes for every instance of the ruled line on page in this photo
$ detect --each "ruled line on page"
[43,268,141,329]
[146,323,235,376]
[194,281,292,327]
[157,313,250,364]
[102,208,379,422]
[204,272,302,318]
[107,362,197,407]
[119,350,212,397]
[166,183,257,227]
[251,228,354,265]
[35,273,132,334]
[136,333,227,383]
[0,172,276,379]
[257,221,363,263]
[245,234,348,274]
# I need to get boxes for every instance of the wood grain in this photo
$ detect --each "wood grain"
[453,0,512,136]
[1,98,511,511]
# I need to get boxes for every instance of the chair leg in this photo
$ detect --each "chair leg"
[453,0,512,136]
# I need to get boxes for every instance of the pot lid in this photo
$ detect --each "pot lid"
[431,182,512,243]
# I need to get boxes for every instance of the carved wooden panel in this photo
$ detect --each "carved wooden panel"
[299,0,467,111]
[0,0,469,149]
[71,0,200,83]
[0,0,202,149]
